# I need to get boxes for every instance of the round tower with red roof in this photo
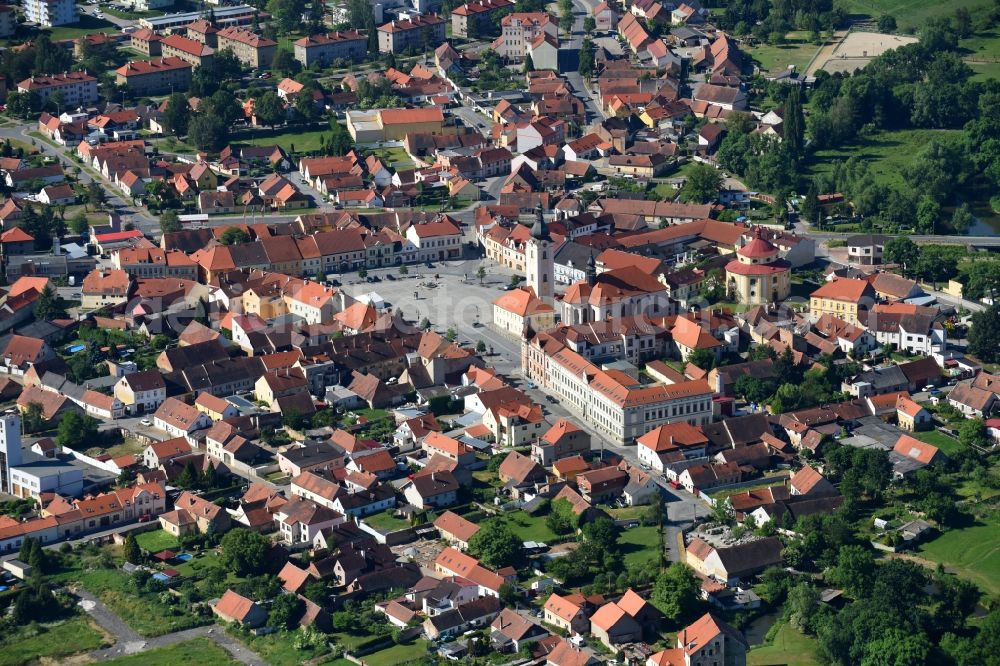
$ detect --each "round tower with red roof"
[724,226,791,305]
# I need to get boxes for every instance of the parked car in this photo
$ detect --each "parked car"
[139,418,152,426]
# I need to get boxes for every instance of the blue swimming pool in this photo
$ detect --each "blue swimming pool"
[175,553,193,562]
[67,344,86,353]
[152,573,170,582]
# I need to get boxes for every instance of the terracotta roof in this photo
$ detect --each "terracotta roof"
[544,592,582,623]
[214,589,259,622]
[434,510,481,542]
[810,278,872,303]
[892,434,940,465]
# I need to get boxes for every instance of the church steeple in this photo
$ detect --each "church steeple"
[586,250,596,286]
[530,203,550,241]
[525,203,553,303]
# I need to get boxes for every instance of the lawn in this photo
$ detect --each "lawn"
[841,0,993,30]
[135,529,181,553]
[804,129,966,190]
[363,510,412,532]
[372,146,415,170]
[229,126,331,155]
[912,430,964,456]
[45,15,118,40]
[102,638,238,665]
[618,525,662,568]
[72,567,207,637]
[748,622,822,666]
[0,615,109,666]
[362,639,431,666]
[960,29,1000,82]
[918,515,1000,596]
[747,31,825,74]
[501,510,560,543]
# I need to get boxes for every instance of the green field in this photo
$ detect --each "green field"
[229,126,330,155]
[103,638,238,665]
[913,430,965,456]
[73,568,207,637]
[804,128,966,189]
[918,515,1000,596]
[371,146,416,170]
[0,615,108,666]
[363,510,412,532]
[747,31,825,74]
[960,30,1000,82]
[45,15,118,40]
[618,525,662,568]
[841,0,993,31]
[135,529,181,553]
[362,639,431,666]
[748,622,822,666]
[501,510,561,543]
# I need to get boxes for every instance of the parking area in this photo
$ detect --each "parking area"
[336,258,529,374]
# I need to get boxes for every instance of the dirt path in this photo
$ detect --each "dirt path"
[75,589,267,665]
[805,29,849,75]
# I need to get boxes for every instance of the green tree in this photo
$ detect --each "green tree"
[783,87,805,159]
[122,534,142,565]
[883,237,920,274]
[950,203,973,233]
[34,284,66,321]
[681,163,723,204]
[582,517,618,553]
[271,47,301,78]
[161,92,191,136]
[269,593,305,629]
[877,14,896,32]
[957,418,988,449]
[267,0,306,32]
[828,545,876,597]
[253,91,286,128]
[69,211,89,235]
[546,497,580,534]
[578,37,595,78]
[220,226,251,245]
[968,305,1000,362]
[56,411,98,449]
[468,519,523,568]
[686,348,716,371]
[21,402,44,433]
[159,209,181,235]
[523,54,535,74]
[583,16,596,32]
[733,374,775,405]
[651,563,701,622]
[187,114,229,151]
[220,528,271,576]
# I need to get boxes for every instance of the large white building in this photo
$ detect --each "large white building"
[0,412,84,500]
[522,332,714,443]
[23,0,77,26]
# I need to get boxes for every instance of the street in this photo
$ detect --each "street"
[341,260,706,561]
